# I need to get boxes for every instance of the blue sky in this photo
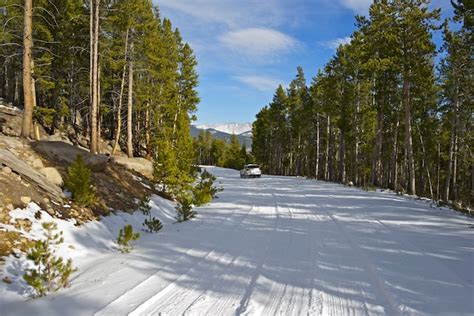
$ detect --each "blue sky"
[155,0,454,125]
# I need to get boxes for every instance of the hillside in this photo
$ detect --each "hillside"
[0,105,157,259]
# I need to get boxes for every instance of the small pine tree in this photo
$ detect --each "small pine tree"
[139,195,163,233]
[192,170,222,206]
[64,155,96,206]
[138,195,151,216]
[117,224,140,253]
[23,222,76,297]
[176,194,196,222]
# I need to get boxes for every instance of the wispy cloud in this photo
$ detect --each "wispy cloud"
[219,28,298,60]
[339,0,372,14]
[320,36,351,49]
[156,0,285,28]
[233,75,283,92]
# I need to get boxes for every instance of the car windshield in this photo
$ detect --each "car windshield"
[247,165,259,169]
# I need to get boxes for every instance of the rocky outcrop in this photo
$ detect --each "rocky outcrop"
[39,167,63,186]
[32,141,110,172]
[111,156,153,178]
[0,148,64,202]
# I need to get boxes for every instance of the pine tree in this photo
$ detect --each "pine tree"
[64,155,96,206]
[117,224,140,253]
[139,195,163,233]
[23,222,76,297]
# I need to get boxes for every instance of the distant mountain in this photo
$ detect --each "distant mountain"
[191,123,253,148]
[195,123,252,136]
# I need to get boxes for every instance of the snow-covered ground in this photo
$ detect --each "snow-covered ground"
[1,167,473,315]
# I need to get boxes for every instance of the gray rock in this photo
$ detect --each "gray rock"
[32,141,109,172]
[111,156,153,178]
[39,167,63,186]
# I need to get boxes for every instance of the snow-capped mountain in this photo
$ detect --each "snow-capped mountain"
[191,123,253,148]
[195,123,252,136]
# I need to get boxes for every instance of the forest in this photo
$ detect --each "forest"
[0,0,199,194]
[252,0,473,210]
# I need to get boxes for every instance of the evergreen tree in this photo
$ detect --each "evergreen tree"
[64,155,96,206]
[23,222,76,297]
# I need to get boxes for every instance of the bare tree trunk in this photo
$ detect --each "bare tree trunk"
[444,95,458,202]
[436,143,440,201]
[339,131,346,183]
[90,0,100,154]
[112,28,130,156]
[354,88,360,186]
[126,41,134,158]
[145,106,151,157]
[372,108,383,186]
[418,128,434,199]
[97,61,101,153]
[390,110,400,190]
[21,0,34,138]
[32,75,40,140]
[324,115,330,181]
[452,133,458,202]
[403,78,416,195]
[315,117,320,179]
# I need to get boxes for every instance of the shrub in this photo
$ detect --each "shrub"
[143,217,163,233]
[175,194,196,222]
[117,224,140,253]
[192,170,222,206]
[64,155,96,206]
[23,222,76,297]
[138,195,151,216]
[139,196,162,233]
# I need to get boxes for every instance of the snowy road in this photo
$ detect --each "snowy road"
[3,167,474,315]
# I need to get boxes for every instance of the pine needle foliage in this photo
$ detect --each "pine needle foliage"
[192,170,221,206]
[139,196,163,233]
[117,224,140,253]
[175,194,196,222]
[64,155,96,206]
[23,222,76,297]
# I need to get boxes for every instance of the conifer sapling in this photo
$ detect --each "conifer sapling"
[64,155,96,206]
[23,222,76,297]
[117,224,140,253]
[139,196,162,233]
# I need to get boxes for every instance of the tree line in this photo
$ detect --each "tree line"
[1,0,199,192]
[194,131,252,170]
[253,0,473,209]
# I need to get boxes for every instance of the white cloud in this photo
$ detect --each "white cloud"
[320,36,351,49]
[234,75,282,92]
[339,0,372,14]
[219,28,298,59]
[156,0,285,28]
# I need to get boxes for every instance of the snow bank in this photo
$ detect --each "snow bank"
[0,193,178,300]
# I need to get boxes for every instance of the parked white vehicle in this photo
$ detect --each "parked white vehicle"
[240,164,262,178]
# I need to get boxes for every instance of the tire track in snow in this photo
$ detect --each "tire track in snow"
[94,203,257,316]
[180,204,278,315]
[319,205,404,315]
[146,203,275,315]
[257,194,300,315]
[234,189,281,316]
[124,188,275,315]
[303,191,377,316]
